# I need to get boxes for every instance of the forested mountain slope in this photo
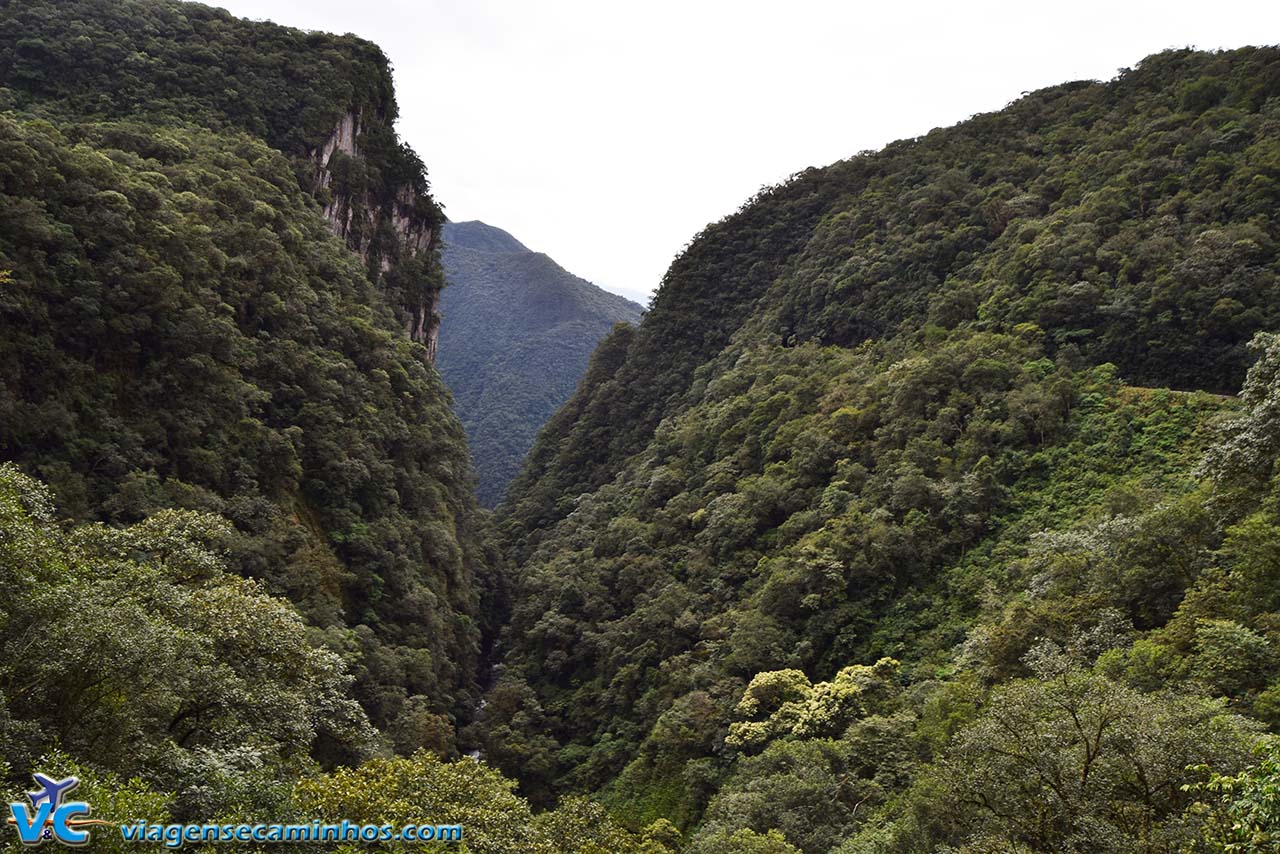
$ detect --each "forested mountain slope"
[0,0,448,353]
[0,0,483,760]
[438,220,643,506]
[0,4,687,843]
[5,4,1280,849]
[483,47,1280,852]
[505,48,1280,545]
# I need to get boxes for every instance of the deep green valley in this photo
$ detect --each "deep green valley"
[3,2,1280,851]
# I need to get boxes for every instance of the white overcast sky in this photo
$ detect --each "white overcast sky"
[213,0,1279,304]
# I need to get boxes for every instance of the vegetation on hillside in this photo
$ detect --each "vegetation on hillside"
[438,220,643,507]
[0,0,448,326]
[0,112,483,749]
[0,0,481,764]
[486,47,1280,852]
[506,46,1280,544]
[0,0,419,181]
[5,2,1280,849]
[0,1,643,845]
[0,465,674,851]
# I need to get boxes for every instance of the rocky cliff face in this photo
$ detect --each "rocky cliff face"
[310,108,443,360]
[311,110,363,238]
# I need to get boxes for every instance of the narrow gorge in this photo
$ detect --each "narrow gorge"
[2,3,1280,852]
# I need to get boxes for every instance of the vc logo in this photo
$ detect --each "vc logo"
[6,774,98,847]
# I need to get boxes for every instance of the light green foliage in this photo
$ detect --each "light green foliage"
[727,670,812,751]
[640,818,684,852]
[530,796,656,854]
[1187,736,1280,852]
[0,751,170,854]
[688,828,802,854]
[1193,619,1276,698]
[0,464,368,818]
[294,752,532,853]
[728,660,897,751]
[1201,333,1280,503]
[696,661,911,852]
[293,752,647,853]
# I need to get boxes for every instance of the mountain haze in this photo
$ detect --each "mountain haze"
[438,220,643,506]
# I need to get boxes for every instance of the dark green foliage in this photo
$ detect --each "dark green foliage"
[485,46,1280,852]
[0,0,484,772]
[506,47,1280,547]
[0,114,484,740]
[0,0,394,163]
[0,0,446,318]
[437,220,643,507]
[768,51,1280,394]
[503,165,852,547]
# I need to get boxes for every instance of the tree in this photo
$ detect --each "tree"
[1186,736,1280,852]
[688,828,802,854]
[1200,333,1280,504]
[0,465,372,819]
[293,752,646,854]
[0,751,170,854]
[914,647,1261,852]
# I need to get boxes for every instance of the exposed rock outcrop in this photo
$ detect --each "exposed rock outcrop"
[310,108,444,360]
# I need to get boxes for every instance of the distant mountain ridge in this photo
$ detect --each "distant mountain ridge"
[442,220,530,253]
[437,221,643,506]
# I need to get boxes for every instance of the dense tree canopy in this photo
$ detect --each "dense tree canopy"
[0,0,483,770]
[0,465,367,817]
[5,3,1280,851]
[485,46,1280,852]
[506,46,1280,543]
[0,0,405,168]
[0,114,485,743]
